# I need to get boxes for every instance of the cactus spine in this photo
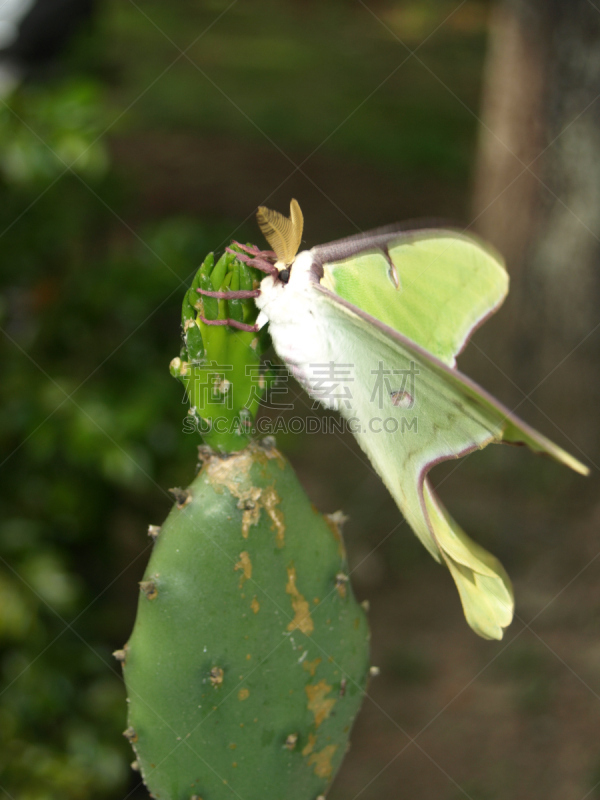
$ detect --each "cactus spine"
[120,245,370,800]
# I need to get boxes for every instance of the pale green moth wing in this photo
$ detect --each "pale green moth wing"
[255,208,587,638]
[315,226,508,366]
[305,277,588,640]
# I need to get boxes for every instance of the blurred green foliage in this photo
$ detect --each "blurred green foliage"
[0,79,109,185]
[109,0,488,177]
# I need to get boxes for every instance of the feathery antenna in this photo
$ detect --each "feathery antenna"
[256,199,304,265]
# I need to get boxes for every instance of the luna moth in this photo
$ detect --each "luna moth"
[197,200,588,640]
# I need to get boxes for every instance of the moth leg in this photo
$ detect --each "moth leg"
[231,241,276,259]
[226,244,278,276]
[198,314,259,333]
[196,288,260,299]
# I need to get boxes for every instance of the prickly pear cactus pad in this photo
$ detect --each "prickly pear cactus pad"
[122,440,370,800]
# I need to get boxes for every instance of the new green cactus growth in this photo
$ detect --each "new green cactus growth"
[170,246,272,453]
[120,246,371,800]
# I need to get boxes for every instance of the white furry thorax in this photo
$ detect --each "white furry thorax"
[255,250,314,327]
[254,249,342,410]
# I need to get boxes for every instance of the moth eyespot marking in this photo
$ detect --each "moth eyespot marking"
[383,246,400,289]
[279,268,291,284]
[390,390,413,408]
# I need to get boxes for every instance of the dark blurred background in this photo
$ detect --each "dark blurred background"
[0,1,598,799]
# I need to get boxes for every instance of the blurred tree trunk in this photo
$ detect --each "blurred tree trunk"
[472,0,600,457]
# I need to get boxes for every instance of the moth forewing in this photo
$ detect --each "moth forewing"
[314,231,508,367]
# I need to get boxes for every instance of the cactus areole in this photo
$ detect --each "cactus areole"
[120,245,371,800]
